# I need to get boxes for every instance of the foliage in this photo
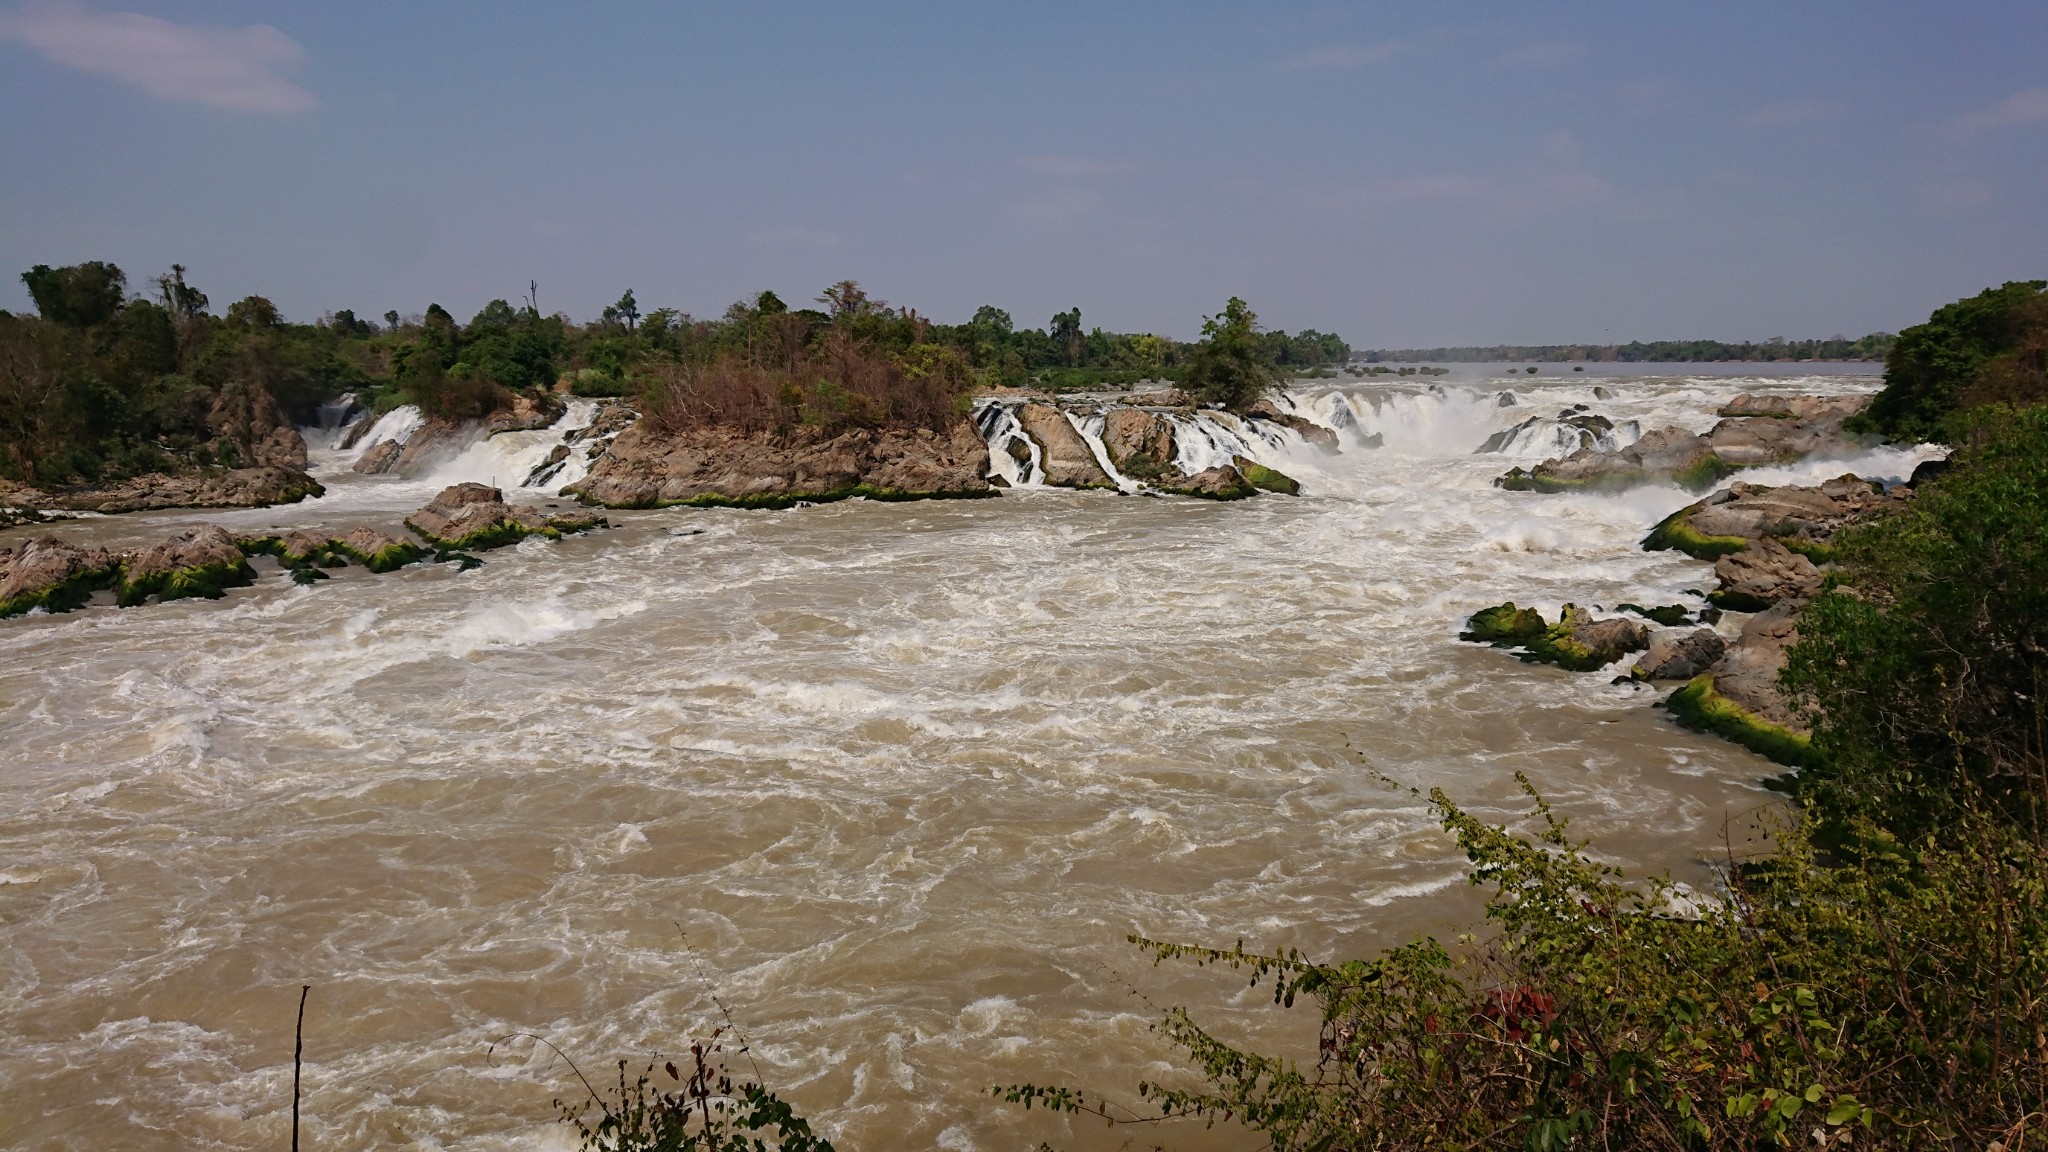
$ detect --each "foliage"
[1783,404,2048,838]
[1184,297,1280,412]
[1003,406,2048,1146]
[1850,281,2048,443]
[558,1030,836,1152]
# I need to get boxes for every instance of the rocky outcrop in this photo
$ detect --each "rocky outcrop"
[335,526,424,573]
[241,530,345,569]
[1710,538,1823,611]
[1246,398,1340,452]
[1631,628,1727,681]
[484,392,565,436]
[569,419,996,509]
[1232,455,1300,495]
[0,536,119,618]
[1497,394,1873,493]
[1643,475,1899,561]
[116,525,254,607]
[1460,602,1648,671]
[406,483,607,550]
[1015,403,1115,490]
[17,467,325,515]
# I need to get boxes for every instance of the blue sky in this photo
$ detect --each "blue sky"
[1,2,2043,344]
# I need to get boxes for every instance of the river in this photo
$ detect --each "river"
[0,366,1933,1150]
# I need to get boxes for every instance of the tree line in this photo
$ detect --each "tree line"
[1359,333,1897,363]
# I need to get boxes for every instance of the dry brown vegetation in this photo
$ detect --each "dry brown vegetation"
[640,328,976,438]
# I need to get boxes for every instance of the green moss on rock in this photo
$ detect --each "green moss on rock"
[1640,508,1749,559]
[1461,602,1547,643]
[1663,674,1815,768]
[0,565,117,618]
[1231,456,1300,495]
[116,559,255,607]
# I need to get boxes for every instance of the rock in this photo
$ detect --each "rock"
[1631,628,1727,681]
[1716,392,1868,421]
[1461,601,1547,643]
[1231,455,1300,495]
[569,418,996,509]
[47,467,323,514]
[1593,386,1614,399]
[252,425,309,470]
[1154,466,1257,501]
[523,444,573,487]
[1663,671,1815,768]
[1908,457,1951,488]
[1014,403,1116,490]
[406,484,608,550]
[0,536,119,618]
[117,525,253,606]
[1245,399,1339,452]
[352,439,404,474]
[1708,601,1807,732]
[1497,391,1518,407]
[1497,426,1731,493]
[387,417,483,475]
[336,526,424,573]
[1123,388,1194,407]
[1526,605,1650,671]
[484,393,565,436]
[1100,407,1178,479]
[1710,538,1822,611]
[242,530,345,568]
[1616,602,1692,626]
[1643,475,1902,560]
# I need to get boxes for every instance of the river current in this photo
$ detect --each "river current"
[0,368,1934,1150]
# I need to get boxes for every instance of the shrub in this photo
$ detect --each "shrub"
[640,329,974,438]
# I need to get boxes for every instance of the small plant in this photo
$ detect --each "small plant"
[556,1028,835,1152]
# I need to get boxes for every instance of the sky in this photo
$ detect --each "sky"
[0,2,2044,345]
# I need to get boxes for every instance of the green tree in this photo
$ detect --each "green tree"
[1852,280,2048,442]
[1183,296,1276,411]
[21,261,128,329]
[1049,307,1083,367]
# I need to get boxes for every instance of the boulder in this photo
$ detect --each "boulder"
[242,530,345,568]
[252,425,309,470]
[1526,605,1650,671]
[1717,393,1868,421]
[1245,398,1339,452]
[1461,601,1547,643]
[117,525,253,606]
[1710,538,1822,611]
[1708,601,1807,732]
[50,467,323,513]
[1642,475,1900,560]
[352,439,404,474]
[1631,628,1728,681]
[484,392,565,436]
[407,484,608,550]
[1014,403,1115,490]
[336,526,424,573]
[1099,407,1178,479]
[1231,455,1300,495]
[1155,466,1257,501]
[0,536,119,618]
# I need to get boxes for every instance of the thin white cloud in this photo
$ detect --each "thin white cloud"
[1279,41,1401,73]
[0,1,314,113]
[1741,99,1843,127]
[1948,87,2048,135]
[1013,154,1141,178]
[1496,40,1585,68]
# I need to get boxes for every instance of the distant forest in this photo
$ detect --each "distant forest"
[1358,333,1896,363]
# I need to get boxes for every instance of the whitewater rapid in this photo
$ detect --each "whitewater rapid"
[0,369,1936,1151]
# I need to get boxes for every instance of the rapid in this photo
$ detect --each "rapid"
[0,367,1931,1151]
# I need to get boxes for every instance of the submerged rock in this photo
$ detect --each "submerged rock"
[117,525,254,606]
[1155,466,1257,501]
[242,530,346,569]
[0,536,119,618]
[1631,628,1727,681]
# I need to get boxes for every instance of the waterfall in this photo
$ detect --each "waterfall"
[424,400,603,492]
[974,401,1045,487]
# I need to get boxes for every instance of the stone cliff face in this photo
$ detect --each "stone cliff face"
[567,419,997,509]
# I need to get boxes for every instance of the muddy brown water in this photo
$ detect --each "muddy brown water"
[0,374,1929,1150]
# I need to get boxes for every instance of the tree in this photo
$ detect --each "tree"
[1852,280,2048,443]
[21,261,128,329]
[154,264,209,324]
[1183,297,1276,411]
[605,289,640,332]
[818,280,885,319]
[1049,307,1083,367]
[225,296,282,329]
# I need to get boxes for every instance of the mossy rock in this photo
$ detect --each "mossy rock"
[1526,627,1607,672]
[336,540,425,574]
[0,565,119,618]
[1155,471,1257,501]
[408,517,552,551]
[1769,533,1836,564]
[1461,601,1547,643]
[290,567,330,585]
[1640,508,1749,559]
[116,560,255,607]
[1663,674,1815,768]
[1231,456,1300,495]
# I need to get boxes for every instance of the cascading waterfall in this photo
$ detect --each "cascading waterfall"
[974,401,1046,487]
[1065,411,1142,493]
[424,400,603,491]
